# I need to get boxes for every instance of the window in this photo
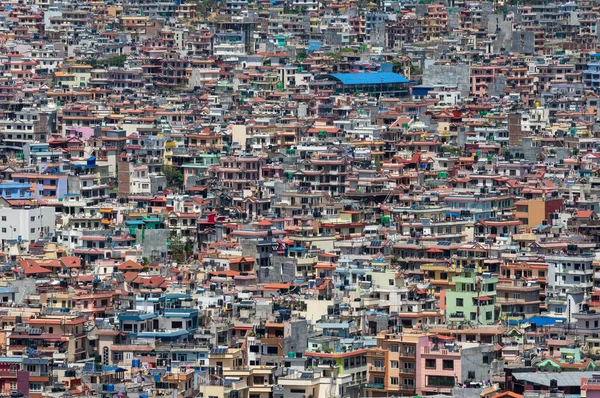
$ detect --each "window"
[425,359,436,369]
[468,371,475,379]
[442,360,454,370]
[30,228,35,233]
[404,379,415,387]
[30,383,42,392]
[456,298,463,306]
[390,345,399,352]
[390,360,398,368]
[428,376,455,387]
[1,228,4,233]
[1,216,5,221]
[374,360,384,368]
[486,312,492,320]
[390,377,399,385]
[374,377,384,385]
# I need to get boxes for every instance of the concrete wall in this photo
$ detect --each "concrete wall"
[150,175,167,193]
[284,319,309,354]
[460,344,493,383]
[422,62,471,97]
[140,228,169,260]
[447,12,459,30]
[6,279,36,304]
[511,30,535,55]
[507,137,569,163]
[487,75,507,98]
[258,256,296,284]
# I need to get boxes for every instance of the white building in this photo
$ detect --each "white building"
[0,199,55,249]
[130,165,152,195]
[278,369,351,398]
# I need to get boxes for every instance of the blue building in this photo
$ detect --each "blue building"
[325,72,411,97]
[0,182,34,199]
[118,311,158,335]
[584,53,600,91]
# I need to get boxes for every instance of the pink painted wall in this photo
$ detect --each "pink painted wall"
[416,335,461,395]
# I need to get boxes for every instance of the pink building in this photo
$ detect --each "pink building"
[582,375,600,398]
[416,335,461,395]
[470,65,503,97]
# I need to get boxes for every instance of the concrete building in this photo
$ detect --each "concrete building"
[0,198,55,250]
[445,269,498,325]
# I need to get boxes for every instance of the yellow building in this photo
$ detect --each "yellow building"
[69,64,92,86]
[420,263,459,298]
[514,198,546,228]
[204,348,276,398]
[54,64,92,89]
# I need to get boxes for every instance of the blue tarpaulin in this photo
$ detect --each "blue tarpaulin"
[508,316,564,326]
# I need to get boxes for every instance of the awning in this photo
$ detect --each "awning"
[427,248,444,253]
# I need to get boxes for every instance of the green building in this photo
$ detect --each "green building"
[445,269,498,325]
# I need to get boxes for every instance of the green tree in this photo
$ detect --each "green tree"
[296,49,307,60]
[162,165,184,189]
[392,59,403,74]
[410,65,423,75]
[168,230,196,263]
[196,0,216,20]
[83,54,127,68]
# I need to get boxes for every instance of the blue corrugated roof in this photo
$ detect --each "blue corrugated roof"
[330,72,410,85]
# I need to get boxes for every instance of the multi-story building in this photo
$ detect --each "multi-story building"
[365,332,418,397]
[496,279,542,321]
[584,53,600,91]
[0,199,55,251]
[445,268,498,325]
[0,108,57,152]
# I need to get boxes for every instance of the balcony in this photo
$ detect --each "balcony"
[422,346,460,356]
[368,365,385,373]
[400,350,416,358]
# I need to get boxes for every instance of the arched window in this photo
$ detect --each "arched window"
[103,346,109,365]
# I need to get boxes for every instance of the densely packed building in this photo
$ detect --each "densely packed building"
[1,0,600,398]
